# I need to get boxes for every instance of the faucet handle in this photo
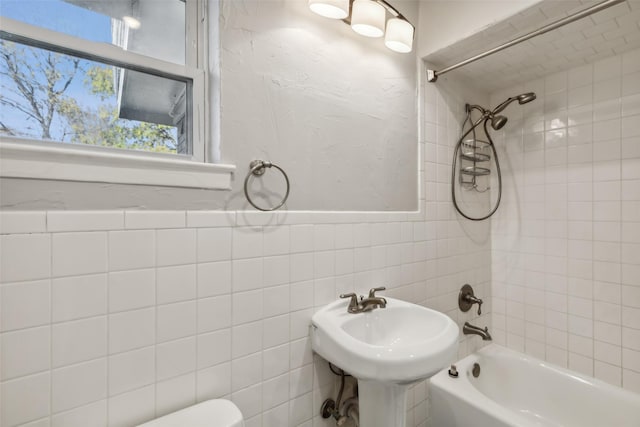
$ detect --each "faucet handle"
[340,293,360,313]
[459,284,484,315]
[340,293,358,305]
[368,287,386,298]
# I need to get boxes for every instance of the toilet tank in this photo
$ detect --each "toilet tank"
[137,400,244,427]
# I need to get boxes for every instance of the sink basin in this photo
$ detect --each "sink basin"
[311,297,459,427]
[312,296,459,383]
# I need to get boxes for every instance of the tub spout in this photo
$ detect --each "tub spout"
[463,322,492,341]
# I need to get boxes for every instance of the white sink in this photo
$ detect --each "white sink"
[311,297,459,427]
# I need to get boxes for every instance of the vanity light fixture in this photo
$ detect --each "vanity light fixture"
[122,15,141,29]
[308,0,350,19]
[308,0,414,53]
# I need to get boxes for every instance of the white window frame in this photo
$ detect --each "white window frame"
[0,0,235,190]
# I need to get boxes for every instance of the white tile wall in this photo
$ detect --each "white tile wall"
[491,47,640,393]
[0,70,491,427]
[425,0,640,92]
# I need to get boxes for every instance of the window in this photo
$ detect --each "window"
[0,0,234,189]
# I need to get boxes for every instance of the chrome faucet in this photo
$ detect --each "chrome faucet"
[463,322,492,341]
[340,287,387,313]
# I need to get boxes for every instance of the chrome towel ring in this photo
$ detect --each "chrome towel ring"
[243,159,290,211]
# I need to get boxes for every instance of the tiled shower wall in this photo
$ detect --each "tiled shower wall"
[0,75,491,427]
[491,46,640,393]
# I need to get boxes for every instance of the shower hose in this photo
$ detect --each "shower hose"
[451,111,502,221]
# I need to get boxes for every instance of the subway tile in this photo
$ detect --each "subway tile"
[108,230,155,271]
[623,369,640,393]
[263,284,290,318]
[108,346,155,396]
[290,225,314,253]
[52,274,107,322]
[232,227,263,259]
[289,365,313,399]
[622,306,640,329]
[0,234,50,283]
[156,229,196,267]
[231,352,262,392]
[157,264,196,305]
[52,316,107,368]
[232,321,262,358]
[155,373,196,418]
[263,344,290,380]
[157,301,196,343]
[595,361,622,386]
[232,258,263,292]
[108,308,155,354]
[197,261,231,298]
[1,372,50,426]
[622,71,640,96]
[52,358,107,413]
[108,269,155,313]
[263,226,291,256]
[622,114,640,138]
[262,375,289,412]
[52,232,107,277]
[0,211,46,234]
[232,289,263,325]
[47,211,123,232]
[156,337,196,381]
[197,295,231,333]
[1,326,50,380]
[51,400,107,427]
[1,280,50,331]
[313,224,335,251]
[186,210,235,228]
[622,94,640,117]
[197,329,231,369]
[196,227,232,262]
[125,211,185,229]
[623,327,640,351]
[107,385,155,427]
[263,256,290,288]
[196,362,231,401]
[262,314,290,349]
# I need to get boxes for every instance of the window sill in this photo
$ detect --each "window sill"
[0,140,235,190]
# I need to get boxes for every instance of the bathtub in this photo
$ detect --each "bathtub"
[429,344,640,427]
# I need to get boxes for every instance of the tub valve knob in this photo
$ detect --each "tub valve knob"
[448,364,459,378]
[459,284,483,315]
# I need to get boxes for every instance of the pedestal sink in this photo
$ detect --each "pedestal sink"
[311,297,459,427]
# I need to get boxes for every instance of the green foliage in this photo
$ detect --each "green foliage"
[84,65,114,99]
[1,42,178,153]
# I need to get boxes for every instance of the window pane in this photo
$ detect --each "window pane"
[0,0,187,65]
[0,40,189,155]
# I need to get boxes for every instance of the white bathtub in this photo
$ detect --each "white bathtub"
[430,344,640,427]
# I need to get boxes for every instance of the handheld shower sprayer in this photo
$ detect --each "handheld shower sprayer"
[452,92,537,221]
[491,92,537,115]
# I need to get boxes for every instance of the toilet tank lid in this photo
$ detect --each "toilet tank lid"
[137,399,244,427]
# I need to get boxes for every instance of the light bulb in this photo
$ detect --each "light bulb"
[122,15,141,29]
[308,0,350,20]
[384,18,413,53]
[351,0,385,38]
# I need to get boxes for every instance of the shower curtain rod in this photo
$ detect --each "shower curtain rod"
[426,0,627,82]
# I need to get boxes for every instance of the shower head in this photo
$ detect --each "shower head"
[517,92,536,105]
[491,92,537,115]
[491,115,508,130]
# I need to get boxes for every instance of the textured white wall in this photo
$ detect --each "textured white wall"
[220,0,419,211]
[0,0,420,212]
[490,47,640,392]
[417,0,540,58]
